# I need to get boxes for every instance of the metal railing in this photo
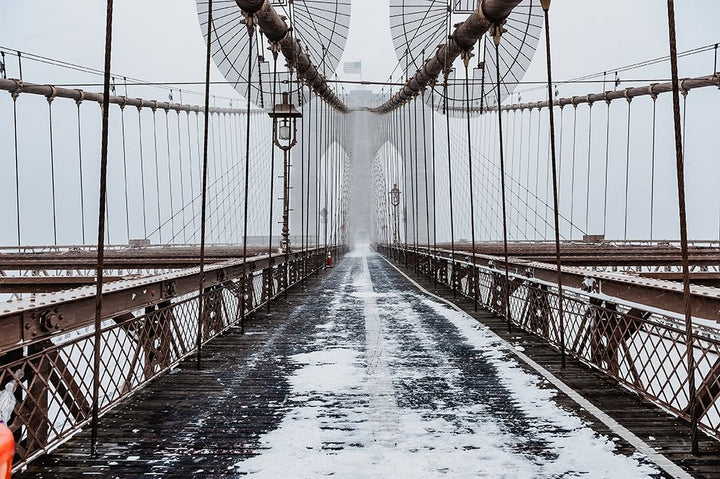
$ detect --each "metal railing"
[0,246,338,471]
[379,244,720,442]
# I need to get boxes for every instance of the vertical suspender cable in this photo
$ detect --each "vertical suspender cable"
[306,93,312,265]
[569,104,578,239]
[47,93,58,245]
[601,96,610,236]
[300,82,306,282]
[421,89,431,255]
[267,50,279,306]
[444,73,456,296]
[120,101,131,242]
[76,100,87,244]
[241,18,256,334]
[403,102,410,267]
[91,0,114,456]
[164,110,176,242]
[623,98,632,239]
[196,0,215,369]
[315,96,320,274]
[584,102,593,235]
[430,84,438,291]
[650,93,657,240]
[12,92,21,246]
[493,36,512,334]
[176,108,188,244]
[541,0,566,368]
[152,108,162,243]
[666,0,698,454]
[138,107,149,239]
[463,57,478,310]
[412,95,420,274]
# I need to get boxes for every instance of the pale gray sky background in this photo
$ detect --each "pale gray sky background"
[1,1,720,244]
[2,1,719,98]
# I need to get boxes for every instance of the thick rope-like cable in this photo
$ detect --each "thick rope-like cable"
[542,1,567,368]
[666,0,698,454]
[241,20,256,334]
[91,0,114,456]
[196,0,214,369]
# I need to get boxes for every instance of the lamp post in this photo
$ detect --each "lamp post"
[390,183,401,244]
[268,92,302,253]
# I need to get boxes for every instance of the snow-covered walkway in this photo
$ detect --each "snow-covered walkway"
[19,246,677,478]
[233,247,664,478]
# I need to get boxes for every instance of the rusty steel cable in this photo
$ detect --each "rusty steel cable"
[196,0,215,369]
[666,0,698,455]
[542,0,566,369]
[241,19,256,333]
[91,0,114,456]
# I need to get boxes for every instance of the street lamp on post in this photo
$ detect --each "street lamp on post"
[390,183,401,245]
[268,92,302,254]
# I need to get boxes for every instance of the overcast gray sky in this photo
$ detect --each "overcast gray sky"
[2,1,719,98]
[2,1,720,244]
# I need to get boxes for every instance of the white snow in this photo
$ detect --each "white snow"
[232,249,663,477]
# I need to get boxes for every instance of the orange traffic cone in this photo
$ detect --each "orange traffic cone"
[0,420,13,479]
[326,252,333,268]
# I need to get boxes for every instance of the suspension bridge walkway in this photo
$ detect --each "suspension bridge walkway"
[1,0,720,476]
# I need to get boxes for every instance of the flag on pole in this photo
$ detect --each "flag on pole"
[343,61,362,75]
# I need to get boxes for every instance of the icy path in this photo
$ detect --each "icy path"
[233,247,663,478]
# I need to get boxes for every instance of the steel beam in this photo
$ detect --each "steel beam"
[235,0,348,112]
[0,248,325,352]
[0,78,249,115]
[426,247,720,322]
[374,0,524,113]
